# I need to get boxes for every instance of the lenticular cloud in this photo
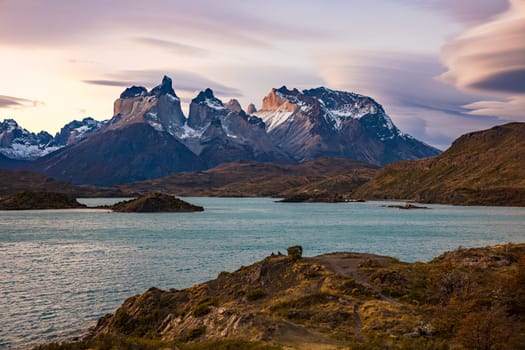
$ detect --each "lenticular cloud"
[440,0,525,95]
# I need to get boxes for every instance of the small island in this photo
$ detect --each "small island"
[382,203,430,210]
[109,192,204,213]
[279,192,346,203]
[0,191,86,210]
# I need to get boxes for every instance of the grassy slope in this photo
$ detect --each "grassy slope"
[36,243,525,350]
[354,123,525,206]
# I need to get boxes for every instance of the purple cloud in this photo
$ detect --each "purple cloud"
[82,80,130,87]
[83,70,243,97]
[131,37,209,56]
[0,0,327,47]
[439,0,525,120]
[318,51,507,149]
[394,0,509,23]
[0,95,44,109]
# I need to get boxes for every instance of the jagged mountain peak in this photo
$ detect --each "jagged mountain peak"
[253,85,439,164]
[50,117,107,147]
[187,88,228,129]
[224,99,243,113]
[261,88,298,112]
[119,76,178,100]
[0,118,19,129]
[192,88,225,110]
[150,75,177,97]
[112,75,185,133]
[275,85,301,95]
[120,86,147,99]
[0,118,56,160]
[246,103,257,114]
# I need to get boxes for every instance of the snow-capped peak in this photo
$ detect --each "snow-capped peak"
[0,118,56,160]
[192,88,227,111]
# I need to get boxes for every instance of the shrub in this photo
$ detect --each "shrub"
[246,288,267,301]
[287,245,303,261]
[192,297,219,317]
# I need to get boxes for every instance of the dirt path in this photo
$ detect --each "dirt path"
[353,301,363,338]
[310,253,400,305]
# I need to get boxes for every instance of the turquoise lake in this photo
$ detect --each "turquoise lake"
[1,197,524,348]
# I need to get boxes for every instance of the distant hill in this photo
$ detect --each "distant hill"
[0,169,130,197]
[0,191,86,210]
[118,157,378,198]
[354,122,525,206]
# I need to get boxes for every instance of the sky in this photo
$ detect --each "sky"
[0,0,523,149]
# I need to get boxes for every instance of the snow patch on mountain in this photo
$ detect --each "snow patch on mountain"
[176,123,207,139]
[145,112,164,132]
[166,93,180,103]
[0,143,61,160]
[204,98,226,111]
[254,110,294,132]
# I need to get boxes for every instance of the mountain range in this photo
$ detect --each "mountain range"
[0,76,439,185]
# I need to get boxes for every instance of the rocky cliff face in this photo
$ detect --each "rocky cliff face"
[111,75,186,134]
[179,88,290,167]
[254,87,440,165]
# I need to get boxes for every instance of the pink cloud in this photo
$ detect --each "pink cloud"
[439,0,525,119]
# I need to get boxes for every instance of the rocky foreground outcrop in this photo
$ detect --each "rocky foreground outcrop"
[37,243,525,349]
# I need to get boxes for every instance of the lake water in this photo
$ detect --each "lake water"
[1,197,524,349]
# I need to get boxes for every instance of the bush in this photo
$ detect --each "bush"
[193,297,219,317]
[246,288,267,301]
[180,326,207,342]
[287,245,303,261]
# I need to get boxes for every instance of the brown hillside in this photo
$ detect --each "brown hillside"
[0,169,131,198]
[0,191,86,210]
[118,158,378,198]
[354,122,525,206]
